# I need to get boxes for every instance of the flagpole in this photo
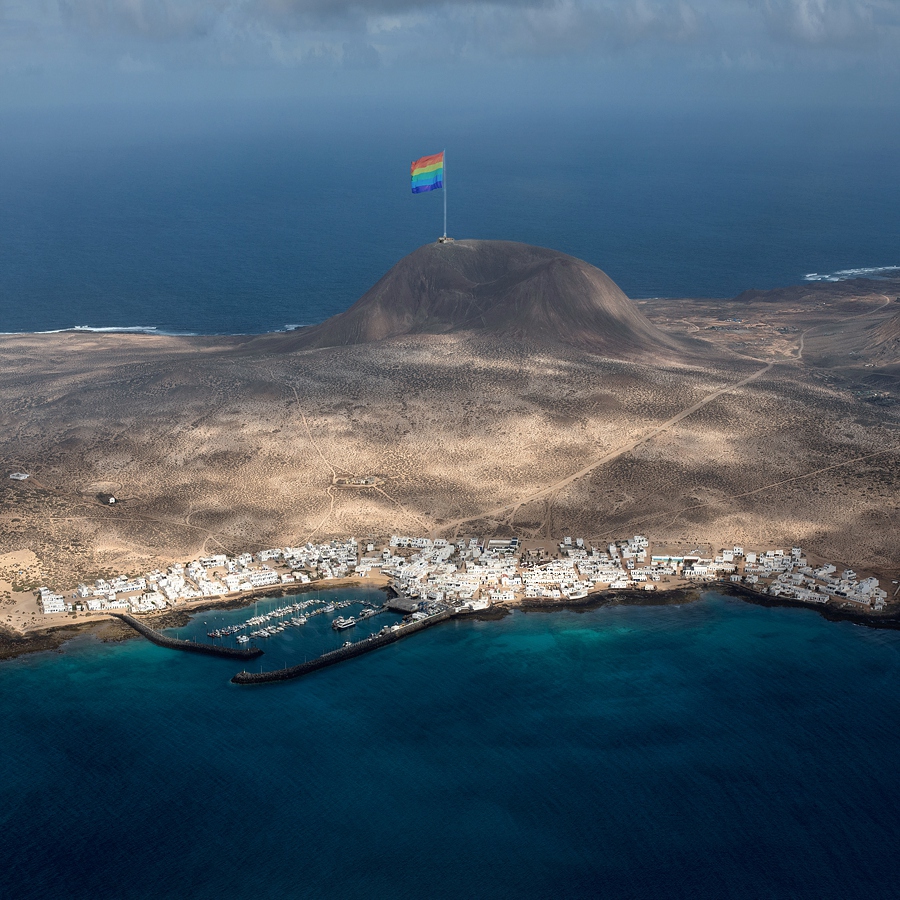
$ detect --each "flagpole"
[443,148,447,239]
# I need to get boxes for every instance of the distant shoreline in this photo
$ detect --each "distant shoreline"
[0,266,900,340]
[1,271,897,340]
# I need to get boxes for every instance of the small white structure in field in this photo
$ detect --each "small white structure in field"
[9,472,29,480]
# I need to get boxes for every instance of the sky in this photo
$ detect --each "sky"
[1,0,899,115]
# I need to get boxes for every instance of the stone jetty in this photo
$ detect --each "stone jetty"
[232,609,452,684]
[112,613,264,660]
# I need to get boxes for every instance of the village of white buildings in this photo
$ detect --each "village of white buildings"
[33,532,892,622]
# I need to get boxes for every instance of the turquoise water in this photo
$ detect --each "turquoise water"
[3,590,900,898]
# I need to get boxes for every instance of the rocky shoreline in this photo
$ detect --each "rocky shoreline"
[518,581,900,629]
[2,579,897,664]
[716,581,900,630]
[0,616,134,661]
[519,586,702,613]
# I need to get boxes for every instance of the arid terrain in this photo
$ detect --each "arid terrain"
[1,242,898,623]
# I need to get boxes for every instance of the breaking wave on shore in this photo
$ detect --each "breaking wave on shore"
[804,265,900,282]
[1,324,320,337]
[0,325,197,336]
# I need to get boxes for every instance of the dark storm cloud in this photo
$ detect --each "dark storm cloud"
[1,0,898,71]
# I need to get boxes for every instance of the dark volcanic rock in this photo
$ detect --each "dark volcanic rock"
[262,240,687,358]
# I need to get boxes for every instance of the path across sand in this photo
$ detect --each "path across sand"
[434,361,774,537]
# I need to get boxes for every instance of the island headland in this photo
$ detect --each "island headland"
[0,239,897,659]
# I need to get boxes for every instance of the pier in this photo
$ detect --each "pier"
[112,614,264,660]
[232,609,452,684]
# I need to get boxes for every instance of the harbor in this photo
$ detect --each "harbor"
[190,588,398,650]
[202,596,376,643]
[147,584,408,676]
[122,584,453,684]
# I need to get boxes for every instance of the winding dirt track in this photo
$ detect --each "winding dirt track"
[434,361,774,538]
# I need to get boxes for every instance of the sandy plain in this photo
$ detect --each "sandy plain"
[0,276,898,636]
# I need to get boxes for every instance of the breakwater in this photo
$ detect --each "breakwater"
[232,609,452,684]
[111,614,264,659]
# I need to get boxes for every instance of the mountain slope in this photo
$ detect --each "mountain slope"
[264,240,687,357]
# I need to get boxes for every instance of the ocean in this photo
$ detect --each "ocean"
[3,103,900,897]
[0,102,898,335]
[3,591,900,899]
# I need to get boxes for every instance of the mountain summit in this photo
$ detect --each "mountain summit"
[275,240,684,357]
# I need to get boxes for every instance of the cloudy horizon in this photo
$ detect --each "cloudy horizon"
[1,0,898,113]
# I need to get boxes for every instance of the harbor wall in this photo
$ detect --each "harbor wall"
[111,614,264,660]
[232,609,452,685]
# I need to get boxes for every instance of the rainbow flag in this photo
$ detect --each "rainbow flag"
[411,151,444,194]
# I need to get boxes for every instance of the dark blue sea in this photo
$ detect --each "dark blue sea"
[4,590,900,899]
[3,104,900,897]
[0,102,898,335]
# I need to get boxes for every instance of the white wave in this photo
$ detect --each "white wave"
[67,325,163,334]
[804,266,900,282]
[280,323,316,332]
[0,325,197,336]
